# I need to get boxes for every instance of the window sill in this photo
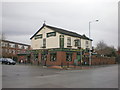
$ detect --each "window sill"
[67,46,72,48]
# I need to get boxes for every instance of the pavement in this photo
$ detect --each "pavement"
[47,64,115,70]
[48,65,91,70]
[2,64,118,88]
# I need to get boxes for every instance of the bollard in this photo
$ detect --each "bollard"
[37,61,39,66]
[31,61,32,65]
[61,62,63,67]
[74,64,76,68]
[44,61,46,66]
[67,63,69,68]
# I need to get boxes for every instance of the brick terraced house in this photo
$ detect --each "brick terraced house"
[18,23,116,66]
[1,40,30,61]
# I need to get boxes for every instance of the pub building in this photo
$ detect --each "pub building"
[17,23,115,66]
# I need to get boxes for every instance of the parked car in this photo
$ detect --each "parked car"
[0,58,7,64]
[0,58,3,62]
[0,58,16,65]
[6,58,16,65]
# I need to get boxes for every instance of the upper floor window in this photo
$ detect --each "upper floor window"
[18,45,23,49]
[86,41,89,48]
[47,32,56,37]
[1,42,4,47]
[35,34,42,40]
[60,35,64,48]
[67,37,71,46]
[22,46,24,49]
[9,43,15,48]
[24,46,28,49]
[43,38,46,48]
[86,41,89,44]
[2,42,8,47]
[74,39,80,47]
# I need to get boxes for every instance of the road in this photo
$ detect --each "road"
[2,64,118,88]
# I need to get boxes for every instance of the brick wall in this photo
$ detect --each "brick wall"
[91,57,116,65]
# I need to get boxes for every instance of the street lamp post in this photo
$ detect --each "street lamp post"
[89,20,99,66]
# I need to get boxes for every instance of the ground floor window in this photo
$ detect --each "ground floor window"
[66,53,72,61]
[34,54,38,61]
[41,54,47,61]
[50,53,57,61]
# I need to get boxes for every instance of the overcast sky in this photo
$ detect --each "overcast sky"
[2,0,119,48]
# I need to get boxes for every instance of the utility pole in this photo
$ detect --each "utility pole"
[89,20,99,66]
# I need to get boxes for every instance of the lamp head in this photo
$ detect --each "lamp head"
[96,20,99,22]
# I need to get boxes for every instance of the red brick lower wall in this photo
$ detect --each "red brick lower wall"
[17,51,116,66]
[26,51,77,66]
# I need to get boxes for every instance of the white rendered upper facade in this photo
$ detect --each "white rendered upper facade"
[30,24,92,50]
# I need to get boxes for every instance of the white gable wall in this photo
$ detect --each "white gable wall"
[31,26,60,49]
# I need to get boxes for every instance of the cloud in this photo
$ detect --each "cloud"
[2,1,118,48]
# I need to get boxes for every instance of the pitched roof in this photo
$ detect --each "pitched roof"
[30,24,92,41]
[2,39,30,46]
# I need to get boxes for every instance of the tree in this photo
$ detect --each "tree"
[118,46,120,54]
[95,40,117,57]
[104,46,117,57]
[115,46,120,63]
[95,40,107,55]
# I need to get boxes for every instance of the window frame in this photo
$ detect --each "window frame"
[47,32,56,38]
[66,53,72,61]
[86,41,89,48]
[75,39,80,47]
[43,38,46,48]
[50,53,57,62]
[60,35,64,48]
[86,41,89,44]
[41,54,47,61]
[67,37,71,46]
[35,34,43,40]
[34,54,38,61]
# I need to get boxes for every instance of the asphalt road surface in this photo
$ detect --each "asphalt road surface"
[2,64,118,88]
